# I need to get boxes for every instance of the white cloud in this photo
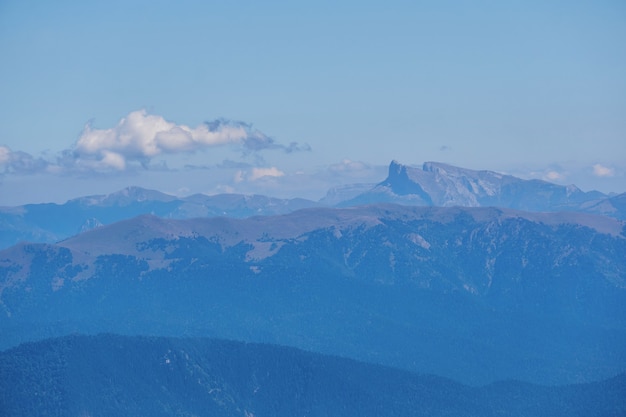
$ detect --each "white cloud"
[2,111,310,178]
[73,110,265,170]
[70,110,309,172]
[0,146,10,165]
[100,151,127,171]
[592,164,614,177]
[543,170,564,181]
[0,146,50,174]
[249,167,285,181]
[215,185,236,194]
[232,166,285,183]
[329,159,368,173]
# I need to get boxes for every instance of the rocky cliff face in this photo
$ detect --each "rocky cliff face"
[342,161,611,213]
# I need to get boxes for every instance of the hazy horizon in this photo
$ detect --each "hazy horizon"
[1,1,625,205]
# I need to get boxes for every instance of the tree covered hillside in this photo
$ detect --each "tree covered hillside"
[1,334,625,417]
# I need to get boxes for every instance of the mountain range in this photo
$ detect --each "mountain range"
[341,161,624,215]
[2,160,625,413]
[1,160,624,250]
[2,334,624,417]
[2,204,624,385]
[0,188,319,250]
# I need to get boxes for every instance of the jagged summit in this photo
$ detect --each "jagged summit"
[379,161,432,203]
[0,162,622,251]
[341,161,607,211]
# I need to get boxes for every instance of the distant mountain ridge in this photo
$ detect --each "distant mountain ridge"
[1,334,624,417]
[2,163,625,410]
[2,161,623,250]
[0,187,319,250]
[1,204,624,385]
[342,161,620,215]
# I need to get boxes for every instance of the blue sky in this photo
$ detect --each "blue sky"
[1,0,625,205]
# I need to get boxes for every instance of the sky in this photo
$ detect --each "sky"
[1,0,625,205]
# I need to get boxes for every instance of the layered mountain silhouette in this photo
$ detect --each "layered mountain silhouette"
[2,334,625,417]
[2,160,625,408]
[2,161,624,250]
[0,188,319,250]
[341,161,619,214]
[2,204,624,385]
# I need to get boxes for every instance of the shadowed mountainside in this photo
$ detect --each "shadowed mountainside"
[1,334,625,417]
[1,205,625,385]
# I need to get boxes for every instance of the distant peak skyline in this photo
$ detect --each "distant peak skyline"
[1,1,624,204]
[0,120,623,207]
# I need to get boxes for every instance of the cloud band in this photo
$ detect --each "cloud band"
[71,110,308,171]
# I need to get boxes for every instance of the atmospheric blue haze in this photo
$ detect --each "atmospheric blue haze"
[0,1,625,204]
